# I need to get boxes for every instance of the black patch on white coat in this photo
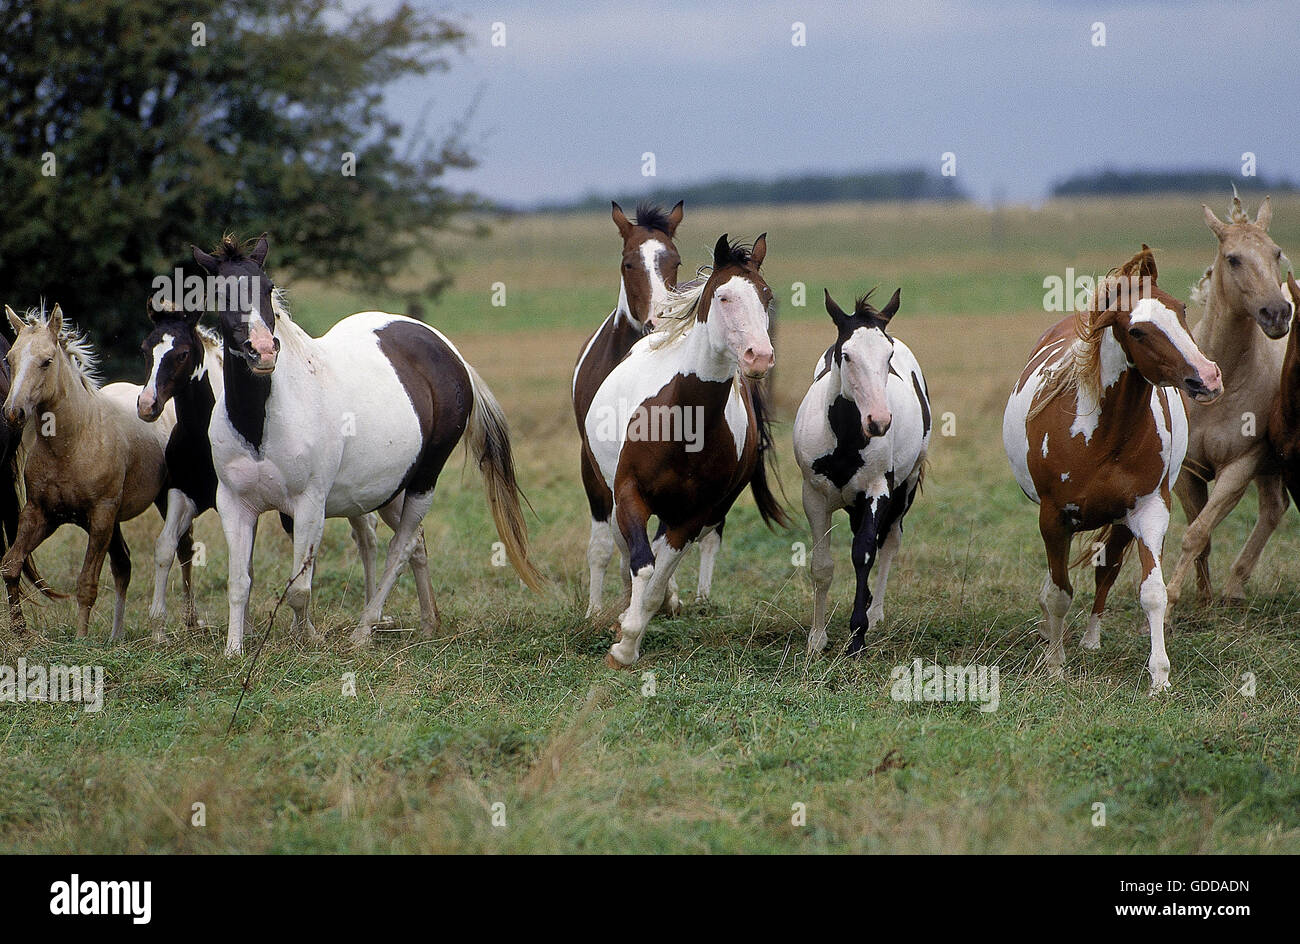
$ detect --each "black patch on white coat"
[222,354,272,453]
[374,321,473,502]
[912,373,931,437]
[811,396,868,489]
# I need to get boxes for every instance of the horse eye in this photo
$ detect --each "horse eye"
[1227,255,1242,267]
[41,357,52,368]
[842,352,851,363]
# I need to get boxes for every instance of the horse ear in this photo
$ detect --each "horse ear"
[250,233,270,266]
[47,303,63,337]
[877,287,902,322]
[1286,271,1299,314]
[1203,204,1228,240]
[5,305,23,336]
[192,245,219,274]
[611,202,633,239]
[824,289,849,327]
[750,233,767,268]
[1256,195,1273,231]
[666,200,684,236]
[1136,243,1158,283]
[713,234,731,269]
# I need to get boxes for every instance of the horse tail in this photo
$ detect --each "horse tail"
[748,378,791,530]
[463,363,546,592]
[1070,523,1130,571]
[2,446,64,599]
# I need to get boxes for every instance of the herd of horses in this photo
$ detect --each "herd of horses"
[0,194,1297,693]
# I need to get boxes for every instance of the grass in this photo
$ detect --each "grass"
[3,194,1300,852]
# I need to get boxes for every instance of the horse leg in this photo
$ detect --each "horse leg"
[286,496,326,645]
[376,499,440,638]
[867,480,919,631]
[1037,504,1073,678]
[150,488,196,629]
[1082,524,1133,650]
[176,525,197,634]
[75,508,117,639]
[653,521,682,616]
[216,484,258,657]
[1166,456,1255,608]
[1173,471,1212,600]
[802,480,835,654]
[581,443,615,618]
[107,525,131,642]
[351,490,435,648]
[609,517,632,606]
[1126,494,1173,692]
[695,519,724,603]
[347,513,379,605]
[1224,472,1289,601]
[608,490,684,667]
[846,491,886,656]
[1,503,57,634]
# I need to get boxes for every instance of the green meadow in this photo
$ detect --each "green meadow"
[3,194,1299,853]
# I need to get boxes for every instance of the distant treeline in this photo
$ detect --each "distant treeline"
[538,168,966,212]
[1052,168,1298,197]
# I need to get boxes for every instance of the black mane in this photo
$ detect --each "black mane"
[634,202,675,237]
[211,234,253,264]
[715,238,755,269]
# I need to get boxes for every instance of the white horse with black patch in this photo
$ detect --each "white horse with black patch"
[191,234,544,656]
[794,289,930,655]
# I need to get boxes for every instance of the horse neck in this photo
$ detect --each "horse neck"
[1199,265,1266,378]
[37,361,97,454]
[1281,322,1300,424]
[1079,329,1152,434]
[677,319,736,388]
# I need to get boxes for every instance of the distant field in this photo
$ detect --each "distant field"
[4,194,1300,853]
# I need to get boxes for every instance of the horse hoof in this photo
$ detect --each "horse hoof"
[605,651,634,671]
[349,629,372,650]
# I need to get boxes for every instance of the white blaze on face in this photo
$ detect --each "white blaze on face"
[839,326,893,434]
[1128,297,1219,392]
[640,239,672,325]
[709,274,773,377]
[139,334,174,415]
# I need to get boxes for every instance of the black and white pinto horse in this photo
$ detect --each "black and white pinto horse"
[586,234,788,667]
[794,289,930,655]
[136,298,382,634]
[192,235,543,656]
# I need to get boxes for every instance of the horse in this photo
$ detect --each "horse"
[136,298,381,633]
[1267,272,1300,506]
[573,200,683,617]
[191,234,543,656]
[793,288,930,656]
[585,233,788,668]
[1,304,176,641]
[1165,195,1293,607]
[1002,246,1223,692]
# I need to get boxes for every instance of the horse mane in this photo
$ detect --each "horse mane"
[634,202,675,237]
[211,233,253,262]
[268,287,315,358]
[17,305,102,391]
[648,270,710,349]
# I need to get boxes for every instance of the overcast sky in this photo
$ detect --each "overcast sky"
[380,0,1300,206]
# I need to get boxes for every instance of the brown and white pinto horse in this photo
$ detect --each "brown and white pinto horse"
[1003,247,1223,692]
[574,201,683,616]
[586,234,788,667]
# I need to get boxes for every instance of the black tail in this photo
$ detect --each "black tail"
[747,378,790,529]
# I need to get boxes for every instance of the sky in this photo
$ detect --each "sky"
[377,0,1300,207]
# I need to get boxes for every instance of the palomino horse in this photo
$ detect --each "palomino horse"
[192,235,543,656]
[1,304,176,641]
[137,298,381,632]
[794,288,930,656]
[1267,273,1300,506]
[1166,195,1293,606]
[0,328,57,600]
[1003,247,1223,692]
[574,200,683,617]
[586,233,788,668]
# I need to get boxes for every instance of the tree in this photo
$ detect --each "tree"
[0,0,478,372]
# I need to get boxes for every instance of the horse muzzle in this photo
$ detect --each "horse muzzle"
[1184,366,1223,403]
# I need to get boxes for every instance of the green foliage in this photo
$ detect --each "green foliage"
[0,0,477,371]
[1053,168,1297,197]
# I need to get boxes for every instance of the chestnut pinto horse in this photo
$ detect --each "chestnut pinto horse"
[1003,247,1223,692]
[1267,273,1300,505]
[586,234,788,668]
[2,304,176,641]
[137,299,380,632]
[193,235,543,656]
[794,288,930,656]
[574,200,683,617]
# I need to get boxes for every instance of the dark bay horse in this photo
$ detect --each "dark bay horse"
[1003,247,1222,692]
[573,200,682,616]
[585,233,788,667]
[193,235,543,655]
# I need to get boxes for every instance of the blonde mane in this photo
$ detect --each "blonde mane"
[648,269,710,350]
[268,286,315,357]
[17,305,102,391]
